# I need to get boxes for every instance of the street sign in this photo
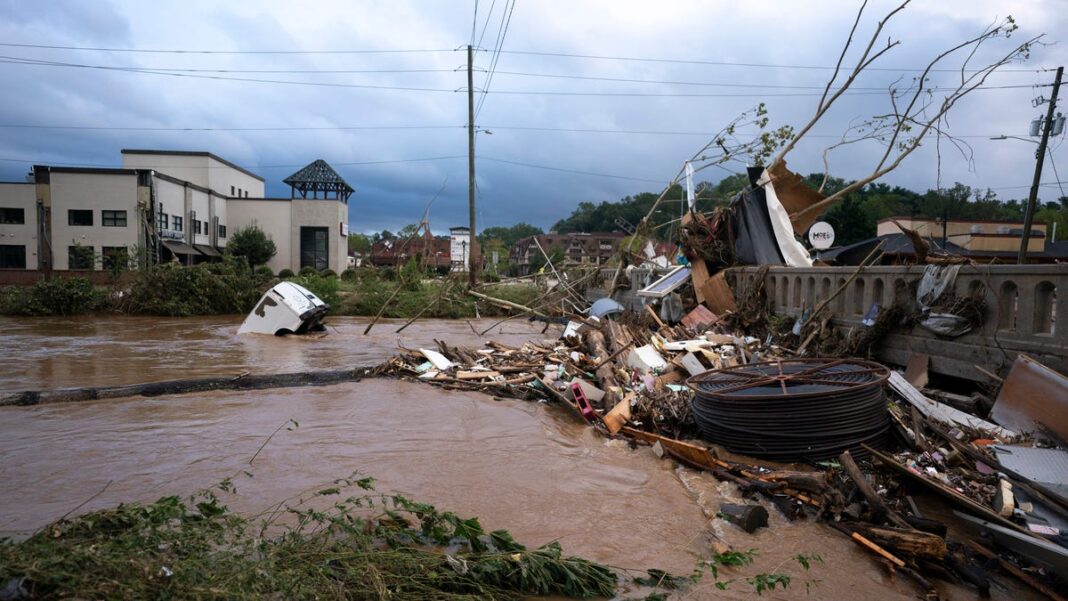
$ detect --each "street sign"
[808,221,835,249]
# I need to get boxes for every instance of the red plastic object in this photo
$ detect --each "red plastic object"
[569,382,597,421]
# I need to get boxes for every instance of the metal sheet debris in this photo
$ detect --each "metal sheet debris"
[992,354,1068,441]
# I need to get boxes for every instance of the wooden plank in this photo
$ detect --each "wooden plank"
[455,370,500,380]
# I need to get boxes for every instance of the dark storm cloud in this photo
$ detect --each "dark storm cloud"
[0,1,1064,233]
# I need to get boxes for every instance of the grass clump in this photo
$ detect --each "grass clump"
[0,474,618,600]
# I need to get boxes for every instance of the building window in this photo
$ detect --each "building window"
[172,215,183,232]
[101,246,128,271]
[231,185,235,196]
[68,209,93,226]
[300,226,329,270]
[244,190,249,198]
[218,224,227,238]
[0,208,25,224]
[237,187,242,197]
[68,245,94,270]
[195,220,203,235]
[0,245,26,269]
[157,212,169,231]
[102,210,127,227]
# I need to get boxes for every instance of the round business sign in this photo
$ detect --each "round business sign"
[807,221,835,250]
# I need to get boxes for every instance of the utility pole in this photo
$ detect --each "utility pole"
[1019,65,1063,264]
[467,44,477,287]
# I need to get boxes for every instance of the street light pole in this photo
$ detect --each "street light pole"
[1019,66,1063,264]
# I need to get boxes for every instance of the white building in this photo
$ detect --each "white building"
[0,150,351,274]
[449,226,471,272]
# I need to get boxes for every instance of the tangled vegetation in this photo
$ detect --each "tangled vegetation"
[0,277,110,316]
[0,474,619,600]
[117,256,273,317]
[0,261,544,319]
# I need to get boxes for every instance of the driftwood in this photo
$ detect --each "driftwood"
[585,328,621,408]
[839,450,910,528]
[854,525,947,562]
[1,366,384,407]
[466,289,549,318]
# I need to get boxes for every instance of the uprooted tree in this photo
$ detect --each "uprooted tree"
[635,0,1039,240]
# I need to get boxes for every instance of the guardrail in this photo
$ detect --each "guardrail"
[728,264,1067,381]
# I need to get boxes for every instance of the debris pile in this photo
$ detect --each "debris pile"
[382,305,1068,600]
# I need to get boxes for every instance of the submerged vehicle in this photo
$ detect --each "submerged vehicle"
[238,282,329,336]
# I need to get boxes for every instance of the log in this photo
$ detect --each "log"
[719,503,769,533]
[466,289,549,318]
[945,550,990,598]
[760,470,830,495]
[839,450,910,528]
[855,525,947,562]
[585,327,621,408]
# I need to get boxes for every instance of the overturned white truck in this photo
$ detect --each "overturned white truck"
[238,282,329,336]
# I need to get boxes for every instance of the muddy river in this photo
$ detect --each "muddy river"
[0,316,1040,600]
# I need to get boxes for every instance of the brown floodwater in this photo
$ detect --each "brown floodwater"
[0,316,1043,600]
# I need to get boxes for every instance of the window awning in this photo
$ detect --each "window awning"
[195,244,222,257]
[162,240,198,256]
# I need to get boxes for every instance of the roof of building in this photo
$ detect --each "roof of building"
[283,160,354,197]
[819,233,965,265]
[120,149,265,182]
[878,216,1045,226]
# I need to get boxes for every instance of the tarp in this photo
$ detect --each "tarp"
[731,167,784,265]
[758,169,813,267]
[162,239,199,256]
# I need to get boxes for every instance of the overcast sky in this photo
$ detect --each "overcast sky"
[0,0,1065,234]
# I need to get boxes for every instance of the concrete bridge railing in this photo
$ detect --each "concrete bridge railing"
[729,264,1067,380]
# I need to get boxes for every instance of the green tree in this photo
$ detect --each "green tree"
[348,234,371,254]
[226,225,277,267]
[478,222,544,248]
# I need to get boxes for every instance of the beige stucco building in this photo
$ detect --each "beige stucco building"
[878,217,1048,254]
[0,182,38,269]
[0,150,350,274]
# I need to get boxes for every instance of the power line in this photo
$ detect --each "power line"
[474,0,517,119]
[498,49,1055,73]
[491,70,1041,91]
[0,123,462,132]
[0,42,457,55]
[0,56,458,92]
[476,0,499,49]
[477,155,664,183]
[0,55,1039,97]
[0,122,1040,140]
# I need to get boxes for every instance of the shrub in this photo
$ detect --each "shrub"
[0,277,110,316]
[278,268,295,279]
[226,225,277,267]
[320,269,337,278]
[290,273,339,308]
[298,266,319,277]
[119,256,264,316]
[340,268,359,282]
[254,265,274,280]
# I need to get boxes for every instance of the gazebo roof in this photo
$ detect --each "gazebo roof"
[283,159,353,201]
